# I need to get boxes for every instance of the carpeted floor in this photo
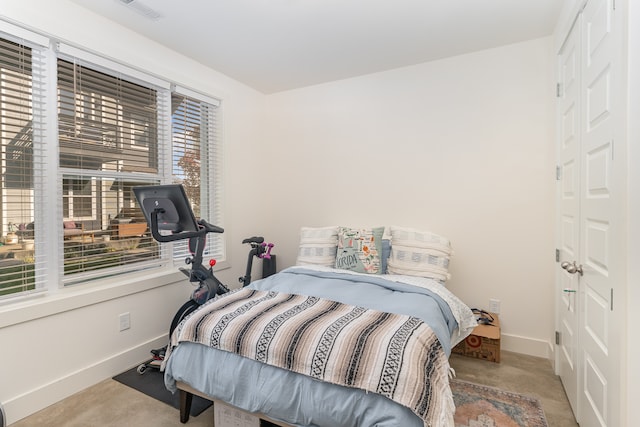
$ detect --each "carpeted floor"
[451,379,548,427]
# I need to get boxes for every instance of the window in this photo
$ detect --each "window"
[170,88,223,262]
[0,26,224,298]
[0,34,46,297]
[63,177,96,220]
[56,56,166,283]
[57,58,160,174]
[60,175,160,277]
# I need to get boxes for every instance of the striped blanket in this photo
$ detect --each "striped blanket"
[170,288,454,427]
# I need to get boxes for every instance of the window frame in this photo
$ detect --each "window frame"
[0,26,226,301]
[62,177,97,221]
[0,25,48,299]
[169,86,224,265]
[55,50,170,285]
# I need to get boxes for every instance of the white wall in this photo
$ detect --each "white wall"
[0,1,266,424]
[261,38,556,357]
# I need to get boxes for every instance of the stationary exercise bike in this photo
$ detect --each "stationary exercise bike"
[132,184,273,374]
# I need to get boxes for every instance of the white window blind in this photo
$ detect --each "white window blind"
[0,22,225,297]
[0,33,47,298]
[56,56,170,283]
[171,88,224,264]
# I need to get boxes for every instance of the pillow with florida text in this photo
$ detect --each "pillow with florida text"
[335,226,384,274]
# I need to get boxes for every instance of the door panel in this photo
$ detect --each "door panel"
[585,144,611,198]
[578,0,619,425]
[557,1,621,425]
[584,219,608,274]
[557,16,580,414]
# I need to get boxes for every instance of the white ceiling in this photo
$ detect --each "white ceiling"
[69,0,564,94]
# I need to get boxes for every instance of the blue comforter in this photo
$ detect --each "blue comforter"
[248,267,458,354]
[164,267,472,427]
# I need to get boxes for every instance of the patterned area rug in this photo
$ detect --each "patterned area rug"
[451,379,548,427]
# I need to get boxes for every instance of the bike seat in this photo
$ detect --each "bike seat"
[242,236,264,244]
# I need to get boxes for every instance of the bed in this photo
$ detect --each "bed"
[163,264,476,427]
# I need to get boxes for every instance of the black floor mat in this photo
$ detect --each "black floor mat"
[113,362,212,417]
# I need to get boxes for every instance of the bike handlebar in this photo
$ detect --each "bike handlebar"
[199,219,224,234]
[150,209,224,242]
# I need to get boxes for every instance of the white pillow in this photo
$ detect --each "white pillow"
[388,226,452,255]
[387,226,452,282]
[295,226,339,267]
[298,226,339,243]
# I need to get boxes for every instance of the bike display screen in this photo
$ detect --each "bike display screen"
[133,184,199,234]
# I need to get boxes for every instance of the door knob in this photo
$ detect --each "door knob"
[561,261,583,276]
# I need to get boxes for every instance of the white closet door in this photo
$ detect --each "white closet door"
[557,14,581,415]
[578,0,621,425]
[556,0,623,426]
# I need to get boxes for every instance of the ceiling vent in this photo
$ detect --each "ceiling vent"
[117,0,162,21]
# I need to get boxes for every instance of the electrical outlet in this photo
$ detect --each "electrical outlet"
[489,299,500,314]
[119,312,131,331]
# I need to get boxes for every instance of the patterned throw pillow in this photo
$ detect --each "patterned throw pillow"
[295,226,339,267]
[387,226,453,283]
[335,226,384,274]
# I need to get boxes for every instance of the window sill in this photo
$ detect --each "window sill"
[0,268,185,329]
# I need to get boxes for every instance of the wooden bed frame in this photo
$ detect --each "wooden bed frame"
[177,381,294,426]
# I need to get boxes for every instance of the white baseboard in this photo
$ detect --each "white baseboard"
[3,335,167,426]
[501,332,553,359]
